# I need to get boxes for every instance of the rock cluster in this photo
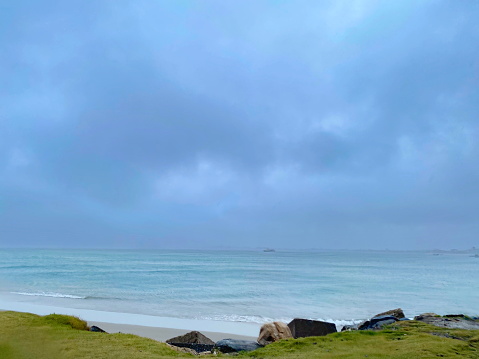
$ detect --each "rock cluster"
[87,309,479,355]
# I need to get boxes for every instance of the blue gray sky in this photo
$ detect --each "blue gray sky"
[1,1,478,249]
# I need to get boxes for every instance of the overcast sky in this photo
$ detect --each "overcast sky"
[1,0,478,250]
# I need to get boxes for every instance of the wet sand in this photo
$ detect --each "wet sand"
[88,320,257,342]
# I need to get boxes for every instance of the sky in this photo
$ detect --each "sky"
[1,0,478,250]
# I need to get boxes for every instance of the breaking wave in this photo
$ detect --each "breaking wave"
[11,292,86,299]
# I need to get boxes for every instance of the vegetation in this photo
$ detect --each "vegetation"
[1,311,478,358]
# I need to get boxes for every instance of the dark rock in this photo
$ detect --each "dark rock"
[214,339,262,353]
[414,313,440,321]
[341,324,359,332]
[258,321,293,345]
[89,325,107,333]
[373,308,405,319]
[166,331,214,345]
[358,316,399,330]
[287,318,337,338]
[166,331,215,353]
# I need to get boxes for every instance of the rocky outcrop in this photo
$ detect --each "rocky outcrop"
[353,308,407,331]
[414,313,479,330]
[287,318,337,338]
[214,339,262,353]
[258,321,293,345]
[89,325,107,333]
[373,308,405,319]
[166,331,215,353]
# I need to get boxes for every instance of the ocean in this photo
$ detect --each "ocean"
[0,249,477,335]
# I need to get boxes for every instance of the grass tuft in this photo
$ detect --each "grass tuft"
[43,314,90,331]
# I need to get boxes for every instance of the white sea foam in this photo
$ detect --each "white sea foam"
[196,314,362,331]
[11,292,86,299]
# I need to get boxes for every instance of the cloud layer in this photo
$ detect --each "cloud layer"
[1,0,478,249]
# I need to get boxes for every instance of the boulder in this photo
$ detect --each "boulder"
[287,318,337,338]
[358,315,399,330]
[166,331,215,353]
[258,321,293,345]
[89,325,107,333]
[214,339,262,353]
[373,308,405,319]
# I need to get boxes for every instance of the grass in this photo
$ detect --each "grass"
[0,311,478,358]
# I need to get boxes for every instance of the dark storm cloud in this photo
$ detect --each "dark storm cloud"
[1,0,478,249]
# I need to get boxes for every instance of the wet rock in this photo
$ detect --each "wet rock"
[214,339,262,353]
[258,321,293,345]
[287,318,337,338]
[89,325,107,333]
[358,316,399,330]
[166,331,215,353]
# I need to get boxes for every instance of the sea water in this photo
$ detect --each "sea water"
[0,249,477,333]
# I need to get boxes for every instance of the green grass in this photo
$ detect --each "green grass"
[0,311,478,358]
[0,311,190,359]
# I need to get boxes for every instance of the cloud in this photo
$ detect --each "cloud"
[1,0,478,249]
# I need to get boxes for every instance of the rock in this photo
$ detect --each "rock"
[258,321,293,345]
[341,324,359,332]
[373,308,405,319]
[414,313,440,321]
[414,314,479,330]
[214,339,262,353]
[167,344,198,355]
[166,331,215,353]
[89,325,107,333]
[358,316,399,330]
[287,318,337,338]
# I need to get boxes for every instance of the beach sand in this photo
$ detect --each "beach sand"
[89,321,257,342]
[0,301,259,342]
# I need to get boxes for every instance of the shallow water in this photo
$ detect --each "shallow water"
[0,249,477,329]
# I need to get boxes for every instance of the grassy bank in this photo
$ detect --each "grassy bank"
[0,311,478,358]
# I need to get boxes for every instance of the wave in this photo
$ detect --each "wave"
[11,292,86,299]
[195,314,362,329]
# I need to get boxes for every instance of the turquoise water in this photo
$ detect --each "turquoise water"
[0,249,477,327]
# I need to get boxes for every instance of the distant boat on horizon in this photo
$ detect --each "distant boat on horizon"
[263,248,276,252]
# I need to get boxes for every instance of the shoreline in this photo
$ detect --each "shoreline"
[0,299,259,341]
[87,321,256,342]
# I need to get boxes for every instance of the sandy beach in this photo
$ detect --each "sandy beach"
[88,321,256,342]
[0,299,259,342]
